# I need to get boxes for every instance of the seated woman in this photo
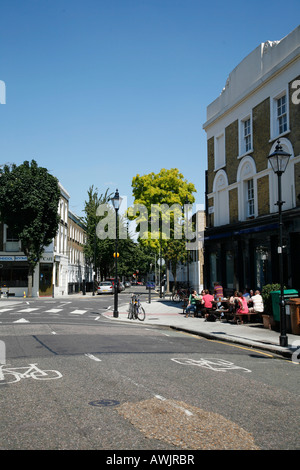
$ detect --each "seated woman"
[185,290,198,317]
[201,289,215,320]
[233,292,249,323]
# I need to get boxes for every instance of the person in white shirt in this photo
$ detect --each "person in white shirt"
[249,290,264,313]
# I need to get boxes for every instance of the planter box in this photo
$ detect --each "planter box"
[262,314,276,330]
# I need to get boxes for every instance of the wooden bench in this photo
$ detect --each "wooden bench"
[236,312,260,323]
[181,297,189,314]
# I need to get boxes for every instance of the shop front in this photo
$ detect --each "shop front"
[0,255,29,297]
[38,253,54,297]
[204,209,300,295]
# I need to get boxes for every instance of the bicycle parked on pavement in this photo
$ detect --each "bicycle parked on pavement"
[171,288,189,302]
[128,294,145,321]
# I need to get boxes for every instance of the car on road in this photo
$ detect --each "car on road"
[119,282,125,292]
[97,281,114,295]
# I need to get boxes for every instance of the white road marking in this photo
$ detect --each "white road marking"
[17,308,39,313]
[85,353,102,362]
[155,395,193,416]
[45,309,63,313]
[70,310,86,315]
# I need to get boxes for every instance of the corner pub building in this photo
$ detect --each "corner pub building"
[202,26,300,295]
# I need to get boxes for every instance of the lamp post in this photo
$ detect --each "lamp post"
[185,196,190,290]
[111,189,120,318]
[268,140,291,347]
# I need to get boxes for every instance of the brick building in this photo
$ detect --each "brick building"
[203,26,300,295]
[68,210,89,294]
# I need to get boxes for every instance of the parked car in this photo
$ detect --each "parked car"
[100,278,125,293]
[124,281,131,287]
[97,281,114,295]
[119,282,125,292]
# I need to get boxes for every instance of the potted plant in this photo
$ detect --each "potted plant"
[261,283,283,330]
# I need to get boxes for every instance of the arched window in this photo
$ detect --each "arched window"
[237,156,257,220]
[212,170,229,226]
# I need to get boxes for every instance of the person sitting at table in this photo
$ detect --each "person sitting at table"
[243,289,251,301]
[185,290,198,317]
[233,291,249,323]
[201,289,215,319]
[214,281,224,306]
[248,290,264,313]
[229,291,239,311]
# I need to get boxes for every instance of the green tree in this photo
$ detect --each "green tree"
[129,168,196,289]
[84,186,155,282]
[83,186,113,281]
[0,160,60,297]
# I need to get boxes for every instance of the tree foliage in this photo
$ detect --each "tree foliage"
[0,160,60,296]
[83,186,113,280]
[83,186,152,280]
[129,168,196,288]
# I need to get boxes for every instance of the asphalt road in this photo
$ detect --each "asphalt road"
[0,291,299,453]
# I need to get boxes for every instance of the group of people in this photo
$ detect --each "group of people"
[185,282,264,323]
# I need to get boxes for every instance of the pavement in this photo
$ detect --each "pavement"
[103,295,300,360]
[1,292,299,360]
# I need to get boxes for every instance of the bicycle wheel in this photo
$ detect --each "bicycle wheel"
[0,371,20,385]
[128,303,134,319]
[133,304,138,319]
[31,369,63,380]
[137,306,145,321]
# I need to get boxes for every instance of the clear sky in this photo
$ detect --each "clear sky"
[0,0,299,218]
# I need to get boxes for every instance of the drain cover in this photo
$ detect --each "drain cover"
[89,399,120,407]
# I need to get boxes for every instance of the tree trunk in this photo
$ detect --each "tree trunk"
[27,269,33,298]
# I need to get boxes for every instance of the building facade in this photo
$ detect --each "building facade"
[0,182,88,297]
[203,26,300,295]
[68,210,89,294]
[168,209,206,292]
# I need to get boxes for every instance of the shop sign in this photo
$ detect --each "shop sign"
[0,255,28,261]
[40,254,54,263]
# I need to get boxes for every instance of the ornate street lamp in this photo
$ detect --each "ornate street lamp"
[111,189,120,318]
[268,140,291,347]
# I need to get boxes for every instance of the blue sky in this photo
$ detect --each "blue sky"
[0,0,299,217]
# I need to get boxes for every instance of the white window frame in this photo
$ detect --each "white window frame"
[237,156,257,221]
[246,179,255,218]
[277,94,288,135]
[239,114,253,157]
[270,87,290,141]
[4,225,21,252]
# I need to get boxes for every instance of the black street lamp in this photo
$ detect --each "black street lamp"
[185,196,190,290]
[111,189,120,318]
[268,140,291,347]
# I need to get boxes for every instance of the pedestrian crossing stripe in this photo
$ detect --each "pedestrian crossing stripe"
[45,309,63,313]
[70,310,86,315]
[17,308,39,313]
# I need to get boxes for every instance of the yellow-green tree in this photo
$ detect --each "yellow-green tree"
[128,168,196,288]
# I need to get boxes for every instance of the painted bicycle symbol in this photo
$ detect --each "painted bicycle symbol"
[171,357,251,373]
[0,363,63,385]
